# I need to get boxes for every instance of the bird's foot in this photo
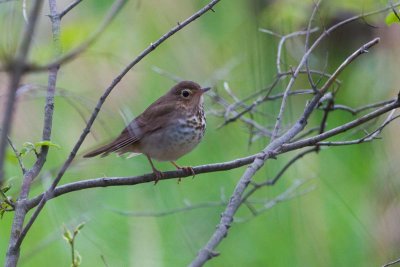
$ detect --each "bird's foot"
[181,166,195,178]
[170,161,195,183]
[153,169,164,185]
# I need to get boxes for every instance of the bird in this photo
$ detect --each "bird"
[84,80,210,183]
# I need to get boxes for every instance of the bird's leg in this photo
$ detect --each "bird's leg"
[146,155,163,184]
[170,161,195,182]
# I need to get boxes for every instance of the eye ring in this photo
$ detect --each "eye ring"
[181,89,191,98]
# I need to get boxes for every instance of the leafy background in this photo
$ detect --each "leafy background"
[1,0,400,266]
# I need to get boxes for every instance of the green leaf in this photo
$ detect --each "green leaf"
[74,222,85,235]
[385,11,400,26]
[63,227,73,243]
[34,141,61,149]
[20,142,35,157]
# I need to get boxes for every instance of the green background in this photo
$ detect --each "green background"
[1,0,400,266]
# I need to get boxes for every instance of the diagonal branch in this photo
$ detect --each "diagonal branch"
[189,37,384,267]
[24,0,128,72]
[281,99,399,152]
[16,0,221,251]
[59,0,83,18]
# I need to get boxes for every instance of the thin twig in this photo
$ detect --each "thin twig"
[269,2,395,140]
[23,96,399,211]
[3,1,46,266]
[210,91,273,136]
[237,179,316,223]
[240,147,317,205]
[0,188,15,209]
[276,27,319,74]
[59,0,83,18]
[0,0,44,187]
[106,201,227,217]
[304,1,321,91]
[6,137,26,174]
[382,257,400,267]
[316,111,400,146]
[282,99,399,152]
[5,0,62,265]
[189,38,384,267]
[329,100,394,115]
[217,69,341,128]
[24,0,128,72]
[17,0,221,250]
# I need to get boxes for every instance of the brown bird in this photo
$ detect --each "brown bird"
[84,81,210,183]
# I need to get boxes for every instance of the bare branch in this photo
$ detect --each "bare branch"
[17,0,221,251]
[240,147,318,206]
[189,37,386,267]
[282,99,399,152]
[24,0,128,72]
[304,0,321,91]
[5,0,61,265]
[210,91,273,136]
[383,257,400,267]
[329,100,394,115]
[237,179,316,223]
[22,96,399,213]
[216,70,342,129]
[258,28,282,38]
[276,27,319,74]
[26,154,256,209]
[59,0,83,18]
[106,201,227,217]
[0,0,45,187]
[107,179,313,222]
[316,111,400,146]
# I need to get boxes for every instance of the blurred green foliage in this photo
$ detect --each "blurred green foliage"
[1,0,400,266]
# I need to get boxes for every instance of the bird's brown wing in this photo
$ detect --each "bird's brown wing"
[84,99,176,158]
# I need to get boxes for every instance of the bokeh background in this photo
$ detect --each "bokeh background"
[1,0,400,266]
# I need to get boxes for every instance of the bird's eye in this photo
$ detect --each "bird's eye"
[181,89,191,98]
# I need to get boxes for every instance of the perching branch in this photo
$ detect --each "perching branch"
[16,0,222,254]
[2,2,399,266]
[24,92,399,226]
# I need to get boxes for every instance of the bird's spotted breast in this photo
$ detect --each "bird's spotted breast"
[138,107,206,162]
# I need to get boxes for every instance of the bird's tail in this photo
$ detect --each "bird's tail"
[83,142,115,158]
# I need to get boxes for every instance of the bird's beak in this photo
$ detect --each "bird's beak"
[201,87,211,93]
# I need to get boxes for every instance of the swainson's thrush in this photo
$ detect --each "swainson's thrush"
[84,81,210,182]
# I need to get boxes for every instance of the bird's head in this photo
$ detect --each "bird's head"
[168,81,210,109]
